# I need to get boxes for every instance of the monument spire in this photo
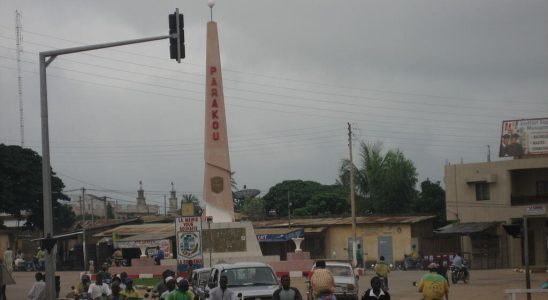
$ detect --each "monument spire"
[203,3,234,223]
[208,0,215,22]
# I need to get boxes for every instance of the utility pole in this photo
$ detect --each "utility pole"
[348,123,357,266]
[487,145,491,162]
[81,187,86,224]
[103,196,107,221]
[90,195,94,225]
[15,10,24,147]
[39,11,185,299]
[164,194,167,216]
[288,190,291,229]
[114,200,118,220]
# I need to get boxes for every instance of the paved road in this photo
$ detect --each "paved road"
[5,268,547,299]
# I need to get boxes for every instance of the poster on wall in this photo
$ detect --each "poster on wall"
[175,216,203,272]
[499,118,548,157]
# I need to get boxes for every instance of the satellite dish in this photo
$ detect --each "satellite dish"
[233,189,260,200]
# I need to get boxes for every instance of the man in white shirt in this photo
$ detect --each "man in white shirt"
[27,272,46,300]
[88,273,112,299]
[209,275,237,300]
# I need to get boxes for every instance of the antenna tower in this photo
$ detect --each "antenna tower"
[15,10,24,147]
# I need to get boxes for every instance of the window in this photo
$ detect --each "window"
[475,182,490,200]
[537,181,548,196]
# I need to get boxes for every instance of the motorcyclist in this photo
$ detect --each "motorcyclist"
[452,253,468,279]
[418,263,449,300]
[404,245,420,270]
[373,256,390,291]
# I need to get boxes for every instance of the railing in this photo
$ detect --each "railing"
[504,288,548,300]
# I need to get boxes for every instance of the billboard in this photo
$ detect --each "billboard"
[500,118,548,157]
[175,216,203,272]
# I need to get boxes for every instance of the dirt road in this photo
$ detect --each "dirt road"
[5,268,547,299]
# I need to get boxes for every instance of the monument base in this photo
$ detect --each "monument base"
[191,221,279,269]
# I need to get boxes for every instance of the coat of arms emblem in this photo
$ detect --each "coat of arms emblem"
[211,176,224,193]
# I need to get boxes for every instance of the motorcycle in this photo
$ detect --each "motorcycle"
[403,255,423,270]
[450,264,469,284]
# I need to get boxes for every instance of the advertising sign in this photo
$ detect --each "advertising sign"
[499,118,548,157]
[175,216,203,272]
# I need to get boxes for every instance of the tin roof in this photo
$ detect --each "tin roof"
[117,232,174,241]
[434,222,500,235]
[254,227,303,236]
[94,223,174,237]
[253,215,434,228]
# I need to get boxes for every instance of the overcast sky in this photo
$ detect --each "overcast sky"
[1,0,547,210]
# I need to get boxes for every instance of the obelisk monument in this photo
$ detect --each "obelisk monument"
[203,1,234,223]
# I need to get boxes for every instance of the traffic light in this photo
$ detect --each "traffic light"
[169,8,185,62]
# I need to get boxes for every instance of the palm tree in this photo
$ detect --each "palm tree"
[181,194,198,204]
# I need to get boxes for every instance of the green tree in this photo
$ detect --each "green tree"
[263,180,349,217]
[0,144,74,231]
[414,179,446,226]
[339,141,418,214]
[181,194,199,203]
[180,194,202,216]
[241,197,266,221]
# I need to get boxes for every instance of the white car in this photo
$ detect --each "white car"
[307,260,359,300]
[206,262,279,300]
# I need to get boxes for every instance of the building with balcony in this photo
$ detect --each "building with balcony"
[443,156,548,268]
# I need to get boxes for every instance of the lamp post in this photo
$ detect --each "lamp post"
[207,216,213,267]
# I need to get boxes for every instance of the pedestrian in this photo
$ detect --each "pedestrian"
[361,276,390,300]
[97,263,112,285]
[154,269,175,297]
[160,276,176,300]
[356,244,364,268]
[119,272,129,289]
[14,250,24,271]
[108,281,124,300]
[373,256,390,291]
[88,273,112,300]
[1,258,16,300]
[208,274,236,300]
[155,246,165,265]
[310,261,335,300]
[3,248,13,273]
[273,274,303,300]
[418,263,449,300]
[120,278,142,299]
[186,261,194,278]
[112,248,123,267]
[167,278,194,300]
[75,273,91,299]
[34,248,45,271]
[27,272,46,300]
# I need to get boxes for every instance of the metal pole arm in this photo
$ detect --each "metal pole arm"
[40,34,171,58]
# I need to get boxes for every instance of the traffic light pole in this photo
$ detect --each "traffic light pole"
[39,33,174,300]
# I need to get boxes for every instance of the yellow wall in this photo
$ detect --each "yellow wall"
[325,224,413,263]
[0,234,10,258]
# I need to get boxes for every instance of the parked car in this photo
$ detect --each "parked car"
[192,267,212,300]
[306,260,359,300]
[205,262,279,300]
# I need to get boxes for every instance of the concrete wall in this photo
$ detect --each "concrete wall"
[0,233,11,259]
[325,223,413,263]
[444,156,548,267]
[445,157,548,223]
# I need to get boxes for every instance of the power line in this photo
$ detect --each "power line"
[1,41,545,117]
[1,25,546,107]
[0,63,511,133]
